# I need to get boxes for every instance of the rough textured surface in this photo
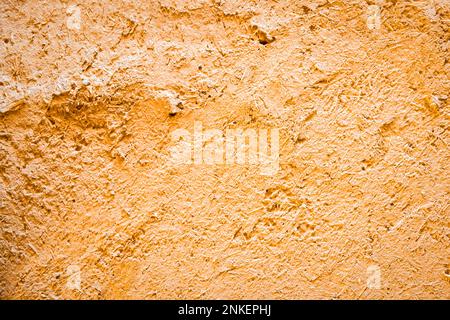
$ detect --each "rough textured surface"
[0,0,449,299]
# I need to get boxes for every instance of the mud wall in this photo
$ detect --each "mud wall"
[0,0,449,299]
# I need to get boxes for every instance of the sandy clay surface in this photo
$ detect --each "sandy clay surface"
[0,0,449,299]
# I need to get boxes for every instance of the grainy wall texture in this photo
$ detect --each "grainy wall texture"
[0,0,449,299]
